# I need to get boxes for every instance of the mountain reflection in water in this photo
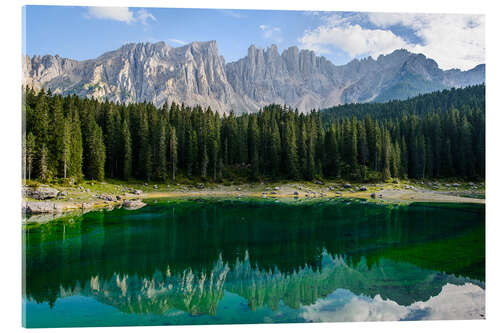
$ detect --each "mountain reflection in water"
[23,198,485,327]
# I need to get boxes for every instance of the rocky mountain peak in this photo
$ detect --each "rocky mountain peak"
[24,41,485,114]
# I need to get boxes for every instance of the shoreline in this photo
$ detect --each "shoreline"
[22,180,485,222]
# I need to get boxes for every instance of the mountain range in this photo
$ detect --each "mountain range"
[23,40,485,113]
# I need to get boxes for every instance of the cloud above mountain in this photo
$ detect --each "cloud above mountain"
[85,7,156,26]
[299,12,484,70]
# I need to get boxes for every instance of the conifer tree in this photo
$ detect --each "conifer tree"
[61,119,71,178]
[248,115,259,180]
[170,127,178,181]
[85,118,106,181]
[69,109,83,180]
[25,132,36,181]
[269,120,281,177]
[122,118,132,180]
[157,121,168,181]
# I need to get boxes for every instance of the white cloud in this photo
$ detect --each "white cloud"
[86,7,156,26]
[300,283,485,322]
[300,24,409,58]
[259,25,283,44]
[86,7,135,24]
[168,39,187,46]
[299,12,484,70]
[367,13,484,70]
[136,8,156,26]
[301,289,410,322]
[410,283,485,320]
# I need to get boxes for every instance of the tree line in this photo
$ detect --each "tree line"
[22,84,485,183]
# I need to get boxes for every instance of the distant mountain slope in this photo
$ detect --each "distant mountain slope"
[23,41,485,113]
[321,84,485,123]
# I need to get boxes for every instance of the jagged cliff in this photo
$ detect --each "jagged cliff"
[23,41,485,113]
[23,41,238,113]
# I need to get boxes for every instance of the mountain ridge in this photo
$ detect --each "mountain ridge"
[23,40,485,113]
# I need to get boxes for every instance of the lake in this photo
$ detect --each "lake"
[22,198,485,327]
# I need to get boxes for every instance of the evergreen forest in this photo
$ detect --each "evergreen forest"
[22,84,485,183]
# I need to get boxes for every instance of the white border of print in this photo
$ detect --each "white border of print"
[1,1,498,333]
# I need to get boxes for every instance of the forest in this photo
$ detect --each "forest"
[22,84,485,183]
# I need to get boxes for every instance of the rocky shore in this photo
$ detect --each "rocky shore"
[22,180,484,221]
[22,184,147,218]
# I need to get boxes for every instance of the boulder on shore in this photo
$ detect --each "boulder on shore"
[23,186,59,200]
[23,201,63,214]
[133,189,143,195]
[360,186,367,191]
[122,200,147,210]
[98,194,115,201]
[343,183,351,189]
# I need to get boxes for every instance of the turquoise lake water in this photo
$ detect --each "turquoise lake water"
[22,198,485,327]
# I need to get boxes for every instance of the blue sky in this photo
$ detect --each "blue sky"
[24,6,484,70]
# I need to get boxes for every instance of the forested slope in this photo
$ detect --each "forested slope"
[22,85,484,183]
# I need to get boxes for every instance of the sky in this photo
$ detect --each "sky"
[24,6,485,70]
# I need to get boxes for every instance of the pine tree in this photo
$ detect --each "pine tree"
[39,144,49,182]
[85,118,106,181]
[25,132,36,181]
[306,127,315,180]
[248,115,259,180]
[157,121,168,181]
[61,119,71,178]
[49,97,65,177]
[201,143,208,178]
[138,112,152,180]
[284,116,299,179]
[298,122,307,178]
[32,91,49,179]
[382,130,392,180]
[69,108,83,180]
[121,118,132,180]
[269,120,281,177]
[170,127,178,181]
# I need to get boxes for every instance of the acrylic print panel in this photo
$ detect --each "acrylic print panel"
[22,4,485,328]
